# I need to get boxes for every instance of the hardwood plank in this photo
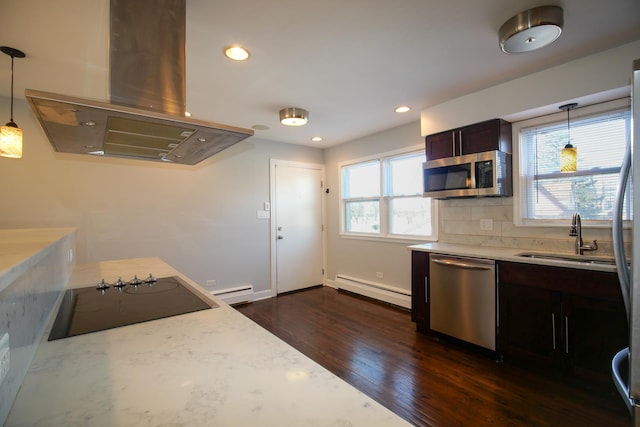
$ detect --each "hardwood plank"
[235,286,630,426]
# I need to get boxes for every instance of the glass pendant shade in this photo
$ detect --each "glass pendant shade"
[559,102,578,173]
[560,143,577,173]
[0,122,22,158]
[0,46,25,159]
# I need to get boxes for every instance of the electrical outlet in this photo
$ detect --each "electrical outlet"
[480,219,493,231]
[376,272,384,279]
[0,333,10,385]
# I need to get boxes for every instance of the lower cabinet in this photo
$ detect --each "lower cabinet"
[498,261,628,384]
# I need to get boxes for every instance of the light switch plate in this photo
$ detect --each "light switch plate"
[0,333,10,385]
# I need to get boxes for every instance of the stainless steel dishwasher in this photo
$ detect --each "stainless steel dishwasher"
[429,254,496,350]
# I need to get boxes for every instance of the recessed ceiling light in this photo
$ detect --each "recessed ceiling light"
[394,106,411,113]
[224,45,250,61]
[311,136,323,142]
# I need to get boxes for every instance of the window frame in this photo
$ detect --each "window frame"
[512,97,631,228]
[339,145,438,242]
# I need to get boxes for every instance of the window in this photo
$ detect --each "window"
[516,99,631,225]
[341,148,436,240]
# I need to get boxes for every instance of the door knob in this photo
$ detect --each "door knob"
[277,235,284,240]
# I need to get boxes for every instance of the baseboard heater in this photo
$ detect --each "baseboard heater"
[334,275,411,309]
[211,284,253,305]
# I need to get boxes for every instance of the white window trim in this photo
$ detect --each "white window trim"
[339,144,439,243]
[512,97,631,228]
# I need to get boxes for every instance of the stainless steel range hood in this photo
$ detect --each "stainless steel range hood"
[25,0,253,165]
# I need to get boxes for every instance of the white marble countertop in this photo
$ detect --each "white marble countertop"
[0,228,75,293]
[409,242,619,273]
[6,257,411,427]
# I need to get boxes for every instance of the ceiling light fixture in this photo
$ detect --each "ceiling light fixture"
[311,136,323,142]
[224,45,250,61]
[394,106,411,113]
[560,102,578,173]
[0,46,25,159]
[499,5,563,54]
[279,108,309,126]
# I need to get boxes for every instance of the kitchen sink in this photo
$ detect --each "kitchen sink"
[515,252,619,265]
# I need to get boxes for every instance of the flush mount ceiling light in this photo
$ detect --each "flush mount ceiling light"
[394,106,411,113]
[279,108,309,126]
[560,102,578,173]
[224,45,250,61]
[499,5,563,54]
[0,46,25,159]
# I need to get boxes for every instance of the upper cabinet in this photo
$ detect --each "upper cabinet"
[425,118,512,160]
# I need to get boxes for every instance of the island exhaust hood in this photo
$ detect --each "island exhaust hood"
[25,0,253,165]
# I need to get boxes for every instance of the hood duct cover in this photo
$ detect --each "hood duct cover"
[25,0,253,165]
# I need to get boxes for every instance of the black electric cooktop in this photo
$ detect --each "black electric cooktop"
[48,275,216,341]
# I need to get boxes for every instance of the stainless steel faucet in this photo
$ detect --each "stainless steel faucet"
[569,212,598,255]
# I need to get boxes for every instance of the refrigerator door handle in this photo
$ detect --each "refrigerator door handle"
[612,347,633,414]
[613,139,632,319]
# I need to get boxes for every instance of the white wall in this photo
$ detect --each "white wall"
[325,40,640,294]
[421,40,640,135]
[324,121,424,293]
[0,99,323,293]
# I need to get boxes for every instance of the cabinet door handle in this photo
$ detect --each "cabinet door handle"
[565,316,569,354]
[424,277,428,303]
[551,313,556,350]
[452,131,456,156]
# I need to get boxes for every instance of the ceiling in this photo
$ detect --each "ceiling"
[1,0,639,148]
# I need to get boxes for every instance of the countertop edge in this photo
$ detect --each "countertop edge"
[0,228,76,293]
[408,242,619,273]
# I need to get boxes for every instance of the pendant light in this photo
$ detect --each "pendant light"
[560,102,578,173]
[0,46,26,159]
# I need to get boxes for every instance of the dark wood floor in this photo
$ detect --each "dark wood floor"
[235,286,631,427]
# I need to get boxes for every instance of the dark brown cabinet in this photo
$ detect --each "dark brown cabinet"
[425,118,512,160]
[498,261,628,384]
[411,251,430,333]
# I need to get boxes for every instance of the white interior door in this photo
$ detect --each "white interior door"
[272,161,324,294]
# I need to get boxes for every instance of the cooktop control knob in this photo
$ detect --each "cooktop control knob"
[96,279,110,291]
[130,275,142,285]
[145,273,157,284]
[114,277,127,288]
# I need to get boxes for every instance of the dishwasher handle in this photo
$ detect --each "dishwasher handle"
[431,258,493,271]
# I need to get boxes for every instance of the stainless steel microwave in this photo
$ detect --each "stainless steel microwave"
[423,150,512,199]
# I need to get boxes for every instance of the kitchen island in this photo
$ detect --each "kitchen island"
[6,257,410,426]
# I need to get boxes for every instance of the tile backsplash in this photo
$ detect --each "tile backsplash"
[438,197,626,256]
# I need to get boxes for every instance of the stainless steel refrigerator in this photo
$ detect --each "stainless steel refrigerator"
[612,58,640,425]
